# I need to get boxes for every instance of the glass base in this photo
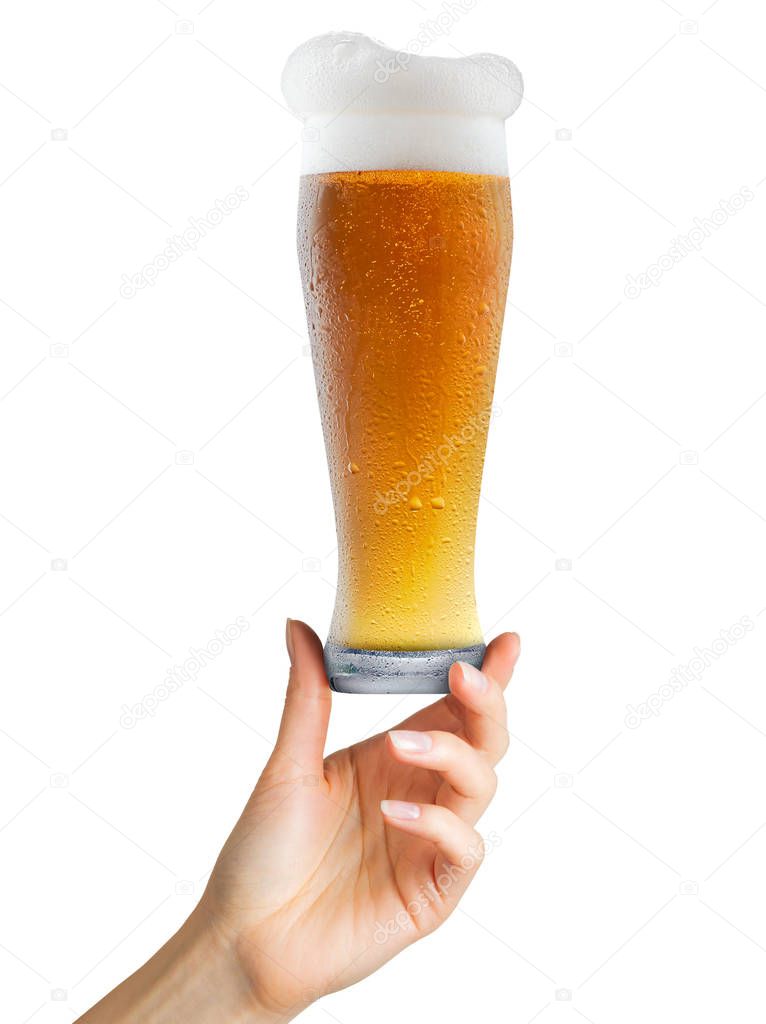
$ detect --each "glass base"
[324,642,486,694]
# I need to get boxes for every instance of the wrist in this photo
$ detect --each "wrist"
[78,904,289,1024]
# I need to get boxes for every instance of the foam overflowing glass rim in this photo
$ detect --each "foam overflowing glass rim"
[281,32,523,175]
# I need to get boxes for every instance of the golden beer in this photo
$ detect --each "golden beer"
[283,32,522,690]
[299,170,512,653]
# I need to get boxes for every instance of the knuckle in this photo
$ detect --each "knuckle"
[441,732,469,763]
[495,728,510,759]
[472,831,487,864]
[456,831,486,873]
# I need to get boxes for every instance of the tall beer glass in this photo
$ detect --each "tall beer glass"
[282,34,523,692]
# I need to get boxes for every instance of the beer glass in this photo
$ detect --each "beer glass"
[283,34,522,692]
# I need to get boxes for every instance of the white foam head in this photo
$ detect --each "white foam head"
[281,33,523,175]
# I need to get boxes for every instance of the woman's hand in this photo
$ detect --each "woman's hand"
[78,621,519,1023]
[204,619,520,1019]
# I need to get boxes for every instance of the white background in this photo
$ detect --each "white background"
[2,0,766,1021]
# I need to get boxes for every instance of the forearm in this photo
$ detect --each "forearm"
[76,908,284,1024]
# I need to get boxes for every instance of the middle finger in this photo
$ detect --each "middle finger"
[386,729,497,822]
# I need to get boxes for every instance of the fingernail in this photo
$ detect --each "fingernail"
[285,618,295,665]
[458,661,489,693]
[389,730,433,753]
[380,800,421,820]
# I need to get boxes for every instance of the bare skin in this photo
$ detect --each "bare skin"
[78,620,520,1023]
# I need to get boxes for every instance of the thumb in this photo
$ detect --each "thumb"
[270,619,332,778]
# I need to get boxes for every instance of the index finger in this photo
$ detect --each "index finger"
[447,633,520,762]
[483,632,521,691]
